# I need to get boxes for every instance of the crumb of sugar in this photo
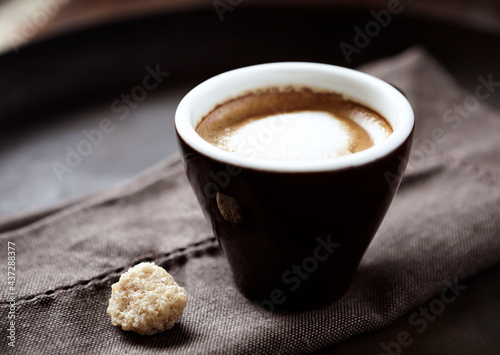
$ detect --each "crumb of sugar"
[107,262,187,335]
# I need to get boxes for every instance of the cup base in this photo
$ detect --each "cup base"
[242,273,354,311]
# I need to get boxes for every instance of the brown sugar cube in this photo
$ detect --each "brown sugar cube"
[107,262,187,335]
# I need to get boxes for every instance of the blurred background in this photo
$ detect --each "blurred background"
[0,0,499,353]
[1,0,500,53]
[1,0,500,54]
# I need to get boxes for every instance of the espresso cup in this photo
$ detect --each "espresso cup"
[175,62,414,310]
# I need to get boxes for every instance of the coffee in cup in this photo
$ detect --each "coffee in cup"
[195,87,393,161]
[175,62,414,310]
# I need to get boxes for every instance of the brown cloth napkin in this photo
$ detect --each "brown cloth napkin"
[1,47,500,354]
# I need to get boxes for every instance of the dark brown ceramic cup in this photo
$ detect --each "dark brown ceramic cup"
[175,62,414,310]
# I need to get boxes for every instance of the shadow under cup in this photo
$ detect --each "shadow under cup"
[175,63,414,310]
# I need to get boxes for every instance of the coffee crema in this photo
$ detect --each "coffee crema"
[196,87,392,161]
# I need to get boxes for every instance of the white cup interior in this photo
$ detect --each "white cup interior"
[175,62,414,172]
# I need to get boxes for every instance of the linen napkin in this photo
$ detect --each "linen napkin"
[1,46,500,354]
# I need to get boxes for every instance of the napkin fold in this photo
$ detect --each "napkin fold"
[1,46,500,354]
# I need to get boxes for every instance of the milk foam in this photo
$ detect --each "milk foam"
[216,111,356,160]
[351,111,391,145]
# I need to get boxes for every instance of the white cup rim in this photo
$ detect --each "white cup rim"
[175,62,414,172]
